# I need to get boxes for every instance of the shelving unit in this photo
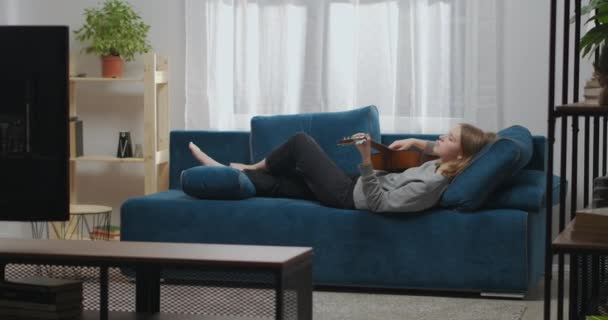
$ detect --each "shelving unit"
[68,53,170,223]
[546,1,608,320]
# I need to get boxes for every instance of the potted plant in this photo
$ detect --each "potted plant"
[580,0,608,57]
[74,0,152,78]
[578,0,608,105]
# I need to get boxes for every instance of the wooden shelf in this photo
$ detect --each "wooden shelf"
[70,77,143,83]
[71,156,145,163]
[69,53,170,203]
[72,66,170,84]
[553,220,608,255]
[555,104,608,116]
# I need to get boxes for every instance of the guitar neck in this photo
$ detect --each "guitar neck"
[337,137,393,153]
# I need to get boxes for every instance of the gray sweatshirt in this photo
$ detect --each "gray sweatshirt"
[352,143,450,213]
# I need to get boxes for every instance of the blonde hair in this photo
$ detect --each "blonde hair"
[438,124,497,178]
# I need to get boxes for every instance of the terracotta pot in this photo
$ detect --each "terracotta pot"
[101,56,123,78]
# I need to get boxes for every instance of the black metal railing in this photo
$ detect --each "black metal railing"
[547,0,608,319]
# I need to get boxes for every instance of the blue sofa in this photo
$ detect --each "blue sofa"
[121,106,559,296]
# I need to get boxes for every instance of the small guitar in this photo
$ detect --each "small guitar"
[338,135,437,172]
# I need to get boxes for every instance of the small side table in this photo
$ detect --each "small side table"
[29,205,113,278]
[553,218,608,319]
[51,204,112,240]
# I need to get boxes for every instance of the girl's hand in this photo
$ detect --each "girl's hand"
[388,138,417,151]
[353,133,372,165]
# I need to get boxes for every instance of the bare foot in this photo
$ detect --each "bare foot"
[229,163,257,171]
[189,142,224,167]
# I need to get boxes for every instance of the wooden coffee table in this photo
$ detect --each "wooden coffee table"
[0,239,313,320]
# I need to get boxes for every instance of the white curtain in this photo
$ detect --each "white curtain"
[185,0,498,133]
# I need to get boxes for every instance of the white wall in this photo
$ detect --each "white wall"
[502,0,598,244]
[0,0,185,238]
[501,0,594,131]
[501,0,550,135]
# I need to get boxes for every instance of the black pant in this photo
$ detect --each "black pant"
[244,133,357,209]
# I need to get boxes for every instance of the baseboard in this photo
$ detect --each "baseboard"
[480,292,525,299]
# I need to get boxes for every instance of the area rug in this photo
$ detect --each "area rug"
[6,265,526,320]
[313,291,526,320]
[85,280,526,320]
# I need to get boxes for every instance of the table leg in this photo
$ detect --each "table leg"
[275,270,284,320]
[569,254,578,320]
[100,266,109,320]
[296,261,312,320]
[29,222,48,239]
[135,265,161,313]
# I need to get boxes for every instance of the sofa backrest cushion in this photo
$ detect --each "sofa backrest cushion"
[250,105,381,175]
[181,166,256,200]
[440,125,534,211]
[484,169,561,212]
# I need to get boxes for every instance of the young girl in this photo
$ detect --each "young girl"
[189,124,496,213]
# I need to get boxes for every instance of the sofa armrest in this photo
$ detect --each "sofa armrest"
[169,131,251,189]
[484,170,562,212]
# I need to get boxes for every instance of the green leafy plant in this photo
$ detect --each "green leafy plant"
[596,44,608,75]
[579,0,608,58]
[74,0,152,61]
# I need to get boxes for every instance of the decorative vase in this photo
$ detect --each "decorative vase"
[116,131,133,158]
[584,76,601,105]
[101,55,123,78]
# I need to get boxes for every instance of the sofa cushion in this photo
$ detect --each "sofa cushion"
[440,125,533,211]
[250,105,381,175]
[484,169,561,212]
[180,166,256,200]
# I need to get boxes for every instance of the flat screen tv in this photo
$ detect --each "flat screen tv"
[0,26,69,221]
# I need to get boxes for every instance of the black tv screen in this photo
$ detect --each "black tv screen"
[0,26,69,221]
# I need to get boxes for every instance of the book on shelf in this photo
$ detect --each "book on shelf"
[571,209,608,241]
[0,276,82,293]
[0,289,82,305]
[0,305,82,319]
[574,207,608,227]
[0,297,81,311]
[0,276,83,305]
[69,117,83,158]
[90,225,120,240]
